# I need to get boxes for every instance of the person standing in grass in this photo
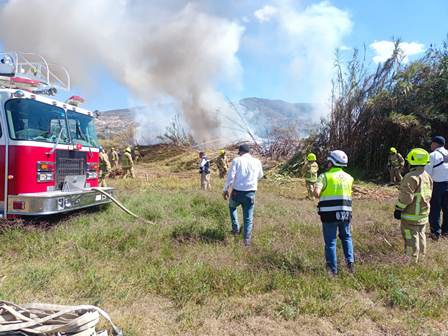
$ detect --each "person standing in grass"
[388,147,405,185]
[425,136,448,240]
[302,153,319,200]
[199,151,211,191]
[99,146,112,187]
[223,144,263,246]
[133,146,142,163]
[216,149,229,179]
[110,147,119,170]
[122,147,135,179]
[394,148,432,261]
[314,150,354,277]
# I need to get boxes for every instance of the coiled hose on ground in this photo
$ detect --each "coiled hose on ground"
[0,301,123,336]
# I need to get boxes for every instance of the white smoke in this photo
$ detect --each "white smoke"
[0,0,244,143]
[253,0,352,119]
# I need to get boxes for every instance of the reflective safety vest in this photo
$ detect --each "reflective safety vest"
[317,167,354,222]
[395,167,433,225]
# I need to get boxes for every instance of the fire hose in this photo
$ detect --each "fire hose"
[91,188,152,224]
[0,301,123,336]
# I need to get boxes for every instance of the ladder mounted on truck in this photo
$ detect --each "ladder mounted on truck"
[0,52,70,95]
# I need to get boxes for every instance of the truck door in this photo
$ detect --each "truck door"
[0,93,6,217]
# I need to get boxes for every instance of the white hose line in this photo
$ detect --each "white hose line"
[0,301,123,336]
[91,187,153,224]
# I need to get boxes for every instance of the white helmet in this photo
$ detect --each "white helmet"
[327,150,348,167]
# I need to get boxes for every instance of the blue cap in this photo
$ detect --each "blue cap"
[432,136,445,146]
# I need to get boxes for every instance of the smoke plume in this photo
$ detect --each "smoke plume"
[0,0,244,143]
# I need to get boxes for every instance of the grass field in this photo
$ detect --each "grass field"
[1,146,448,335]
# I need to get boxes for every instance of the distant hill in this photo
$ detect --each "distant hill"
[239,97,319,137]
[95,108,135,139]
[240,97,314,120]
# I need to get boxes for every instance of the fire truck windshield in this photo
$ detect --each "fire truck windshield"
[66,110,98,147]
[5,99,69,144]
[5,99,98,147]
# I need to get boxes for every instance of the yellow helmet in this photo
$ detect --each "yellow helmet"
[125,147,132,153]
[406,148,430,166]
[390,147,397,154]
[307,153,317,161]
[220,149,226,155]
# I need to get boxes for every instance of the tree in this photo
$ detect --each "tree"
[157,112,195,146]
[316,39,448,178]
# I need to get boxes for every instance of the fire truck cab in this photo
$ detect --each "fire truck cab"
[0,52,113,218]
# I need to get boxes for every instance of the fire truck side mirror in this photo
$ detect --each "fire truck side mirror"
[0,56,15,77]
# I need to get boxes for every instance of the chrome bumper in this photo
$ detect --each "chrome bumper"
[7,187,114,216]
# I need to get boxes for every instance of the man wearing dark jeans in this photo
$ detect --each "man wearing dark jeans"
[223,145,263,246]
[425,136,448,240]
[314,150,355,276]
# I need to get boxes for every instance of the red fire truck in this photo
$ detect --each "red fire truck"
[0,52,113,218]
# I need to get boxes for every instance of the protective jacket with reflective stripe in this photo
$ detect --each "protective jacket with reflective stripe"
[110,150,119,162]
[317,167,354,222]
[122,152,134,168]
[302,161,319,183]
[99,152,111,171]
[395,166,433,225]
[388,153,404,168]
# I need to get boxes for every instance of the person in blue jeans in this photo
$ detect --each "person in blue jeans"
[321,221,354,275]
[229,190,256,242]
[425,136,448,240]
[314,150,355,276]
[223,144,263,246]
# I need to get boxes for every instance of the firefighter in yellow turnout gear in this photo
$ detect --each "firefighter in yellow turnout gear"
[99,147,111,187]
[388,147,405,185]
[394,148,433,262]
[110,147,119,169]
[216,149,229,179]
[302,153,319,200]
[122,147,136,179]
[133,146,141,163]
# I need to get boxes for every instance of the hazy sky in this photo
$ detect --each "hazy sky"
[0,0,447,112]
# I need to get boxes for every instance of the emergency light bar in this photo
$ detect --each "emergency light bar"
[66,95,85,107]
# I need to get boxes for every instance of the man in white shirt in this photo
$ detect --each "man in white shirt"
[425,136,448,240]
[223,144,263,246]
